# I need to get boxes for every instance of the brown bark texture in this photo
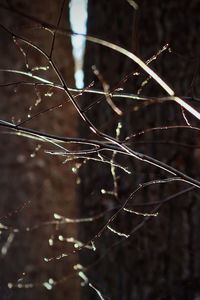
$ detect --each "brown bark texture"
[79,0,200,299]
[0,1,80,300]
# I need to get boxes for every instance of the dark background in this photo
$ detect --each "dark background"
[0,0,200,299]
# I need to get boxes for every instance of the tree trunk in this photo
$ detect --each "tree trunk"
[79,1,200,299]
[0,1,80,299]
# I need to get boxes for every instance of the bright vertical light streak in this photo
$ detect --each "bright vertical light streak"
[69,0,88,88]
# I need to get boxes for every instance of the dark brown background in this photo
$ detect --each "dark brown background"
[0,1,200,300]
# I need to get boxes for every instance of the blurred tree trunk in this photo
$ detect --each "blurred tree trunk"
[80,1,200,299]
[0,1,80,299]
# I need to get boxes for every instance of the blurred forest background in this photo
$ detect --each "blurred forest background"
[0,0,200,300]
